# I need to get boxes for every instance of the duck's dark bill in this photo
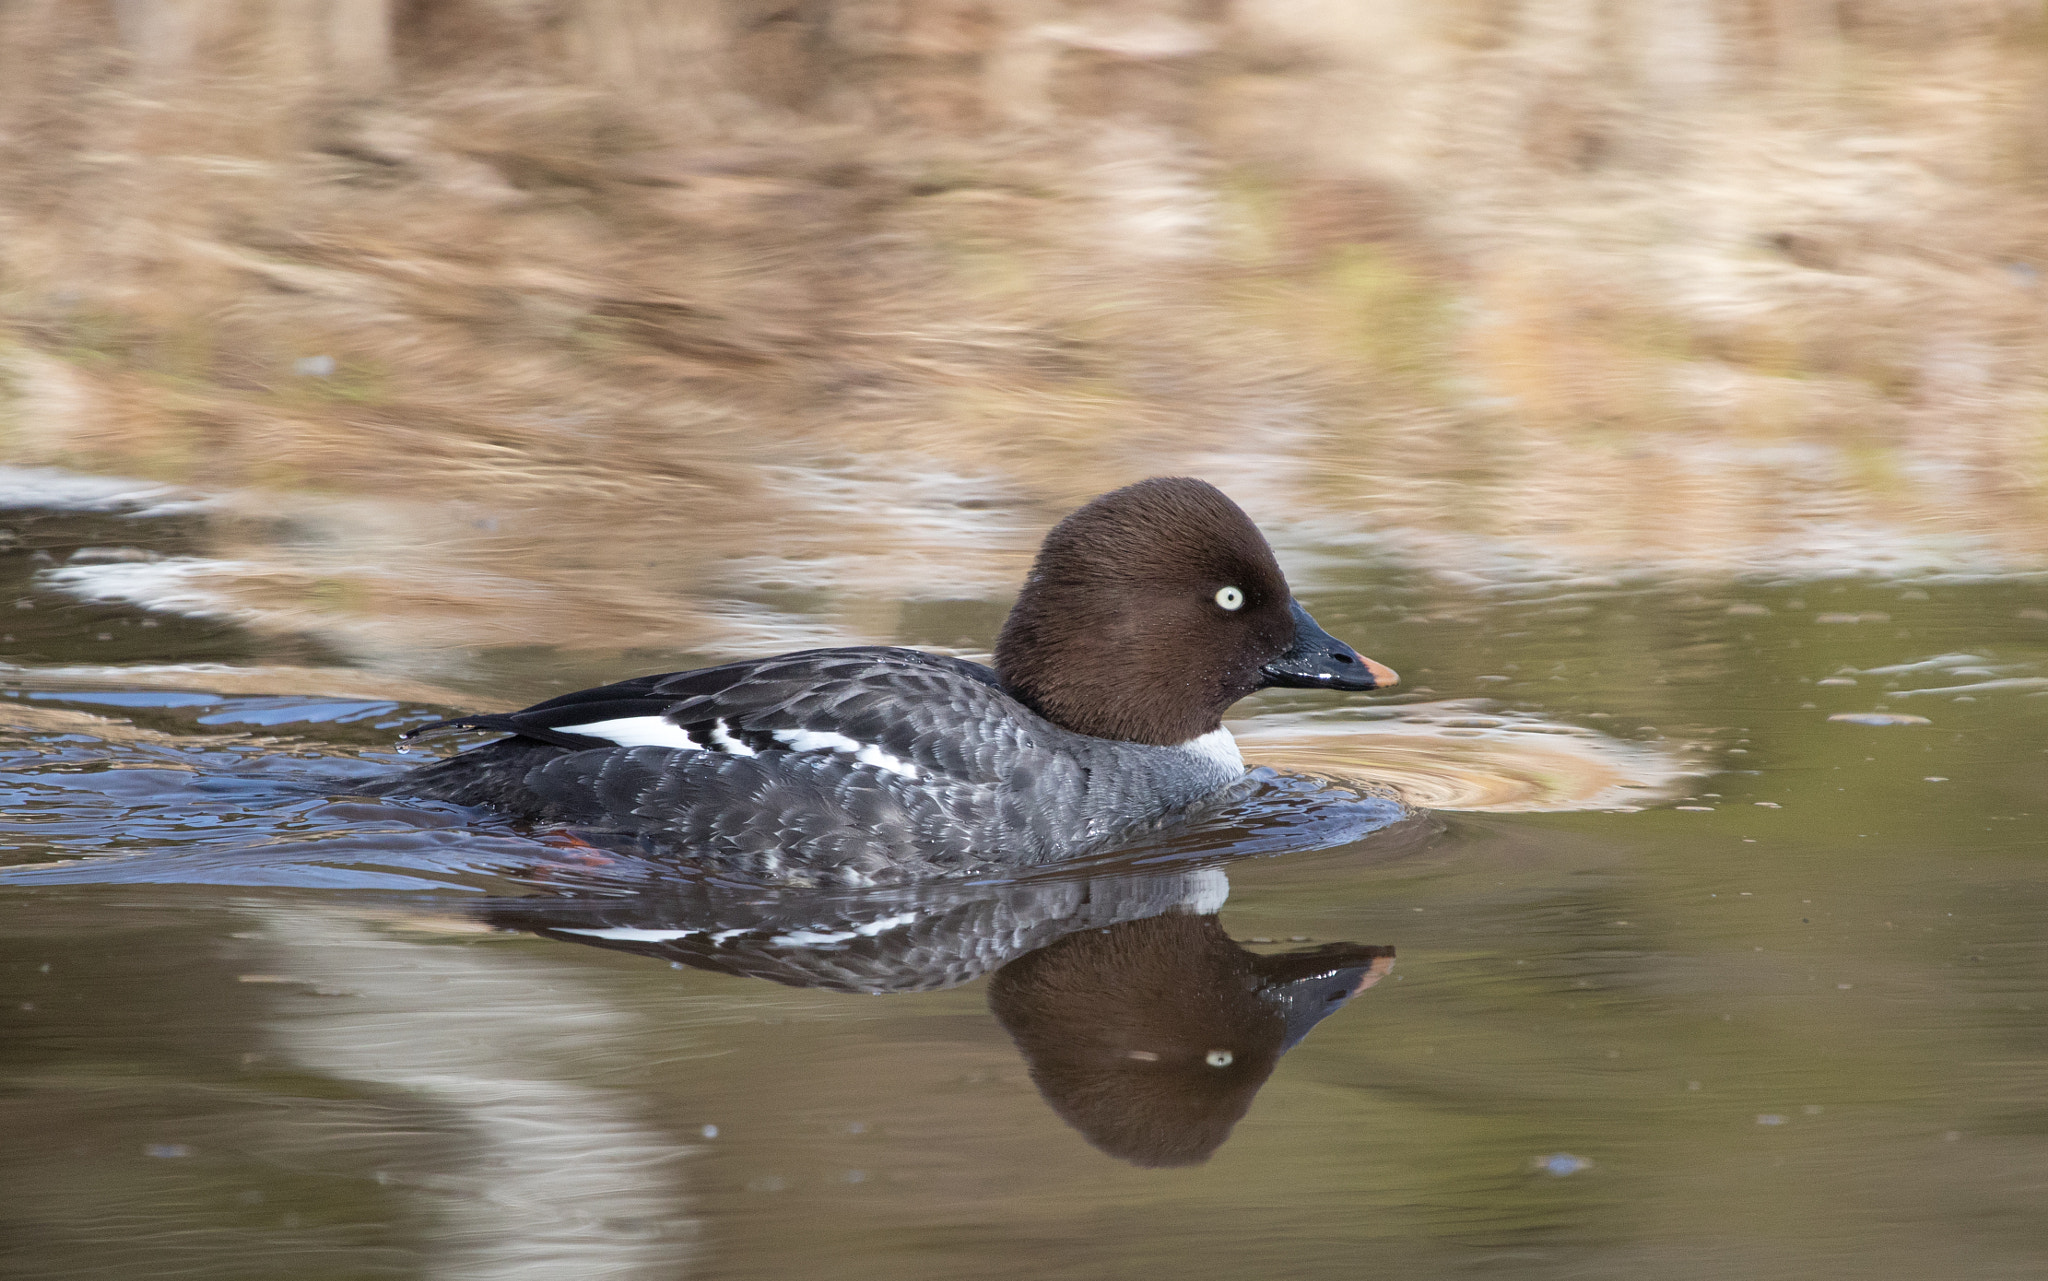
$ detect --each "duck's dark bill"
[1260,600,1398,692]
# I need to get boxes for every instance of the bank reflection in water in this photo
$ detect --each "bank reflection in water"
[488,865,1394,1167]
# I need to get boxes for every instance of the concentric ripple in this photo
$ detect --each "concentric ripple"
[1234,703,1695,812]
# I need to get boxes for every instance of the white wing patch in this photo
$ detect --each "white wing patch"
[707,719,757,756]
[556,926,761,944]
[555,926,696,942]
[554,716,701,749]
[772,728,922,779]
[551,715,920,778]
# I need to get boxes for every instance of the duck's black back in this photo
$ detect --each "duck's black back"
[372,648,1244,885]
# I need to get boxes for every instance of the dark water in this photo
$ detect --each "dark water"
[5,498,2048,1280]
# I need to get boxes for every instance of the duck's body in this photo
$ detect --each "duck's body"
[383,647,1246,883]
[376,478,1396,885]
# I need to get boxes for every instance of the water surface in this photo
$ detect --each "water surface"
[4,495,2047,1280]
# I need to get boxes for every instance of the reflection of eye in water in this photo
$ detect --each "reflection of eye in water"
[988,914,1392,1168]
[489,864,1394,1168]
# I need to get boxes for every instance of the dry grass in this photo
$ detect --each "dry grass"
[4,1,2048,667]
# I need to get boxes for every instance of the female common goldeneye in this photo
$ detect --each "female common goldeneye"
[375,477,1397,884]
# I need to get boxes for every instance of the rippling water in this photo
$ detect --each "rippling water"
[4,490,2047,1280]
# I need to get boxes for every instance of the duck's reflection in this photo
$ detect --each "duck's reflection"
[991,913,1391,1166]
[485,864,1392,1167]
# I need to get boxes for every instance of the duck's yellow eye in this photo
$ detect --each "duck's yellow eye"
[1214,586,1244,611]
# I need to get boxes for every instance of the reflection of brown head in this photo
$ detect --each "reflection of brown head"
[987,911,1393,1168]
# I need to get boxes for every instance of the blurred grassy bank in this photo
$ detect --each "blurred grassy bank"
[4,0,2048,665]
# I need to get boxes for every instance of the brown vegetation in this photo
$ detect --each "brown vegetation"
[3,1,2047,667]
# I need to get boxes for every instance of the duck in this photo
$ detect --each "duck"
[373,477,1398,885]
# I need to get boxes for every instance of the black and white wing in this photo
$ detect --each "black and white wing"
[380,647,1078,881]
[404,646,1020,784]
